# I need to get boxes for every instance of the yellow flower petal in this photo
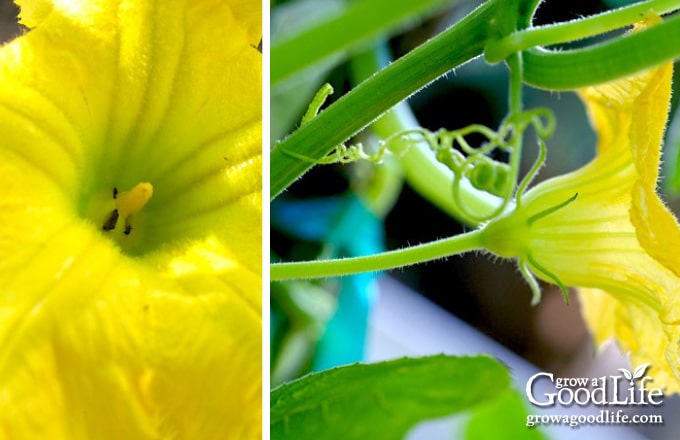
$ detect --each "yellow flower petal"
[1,0,261,437]
[580,287,680,394]
[580,60,680,283]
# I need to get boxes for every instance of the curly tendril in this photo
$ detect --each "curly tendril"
[278,82,556,224]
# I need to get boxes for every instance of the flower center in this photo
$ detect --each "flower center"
[86,181,155,253]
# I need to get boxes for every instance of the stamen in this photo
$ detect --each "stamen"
[102,209,119,231]
[115,182,154,219]
[101,182,153,235]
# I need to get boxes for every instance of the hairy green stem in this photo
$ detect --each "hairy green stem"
[270,1,497,199]
[271,230,484,280]
[505,52,524,207]
[523,4,680,89]
[485,0,680,62]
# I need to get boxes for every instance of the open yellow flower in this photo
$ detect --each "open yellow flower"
[480,61,680,392]
[0,0,261,438]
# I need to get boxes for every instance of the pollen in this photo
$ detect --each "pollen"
[115,182,154,219]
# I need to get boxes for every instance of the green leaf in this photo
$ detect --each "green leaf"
[271,0,460,86]
[270,354,513,439]
[466,388,545,440]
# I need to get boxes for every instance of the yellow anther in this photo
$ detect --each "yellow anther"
[115,182,153,219]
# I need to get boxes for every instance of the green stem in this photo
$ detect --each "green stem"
[505,52,524,203]
[270,1,497,199]
[522,4,680,89]
[485,0,680,63]
[271,230,484,280]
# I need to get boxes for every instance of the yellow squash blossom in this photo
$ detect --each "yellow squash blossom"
[0,0,261,438]
[480,61,680,393]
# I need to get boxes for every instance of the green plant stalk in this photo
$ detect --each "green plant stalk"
[522,5,680,89]
[271,1,497,199]
[485,0,680,62]
[503,52,524,205]
[271,0,458,85]
[270,229,484,280]
[349,46,502,225]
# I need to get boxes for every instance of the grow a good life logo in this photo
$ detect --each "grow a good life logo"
[525,364,665,427]
[526,363,663,407]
